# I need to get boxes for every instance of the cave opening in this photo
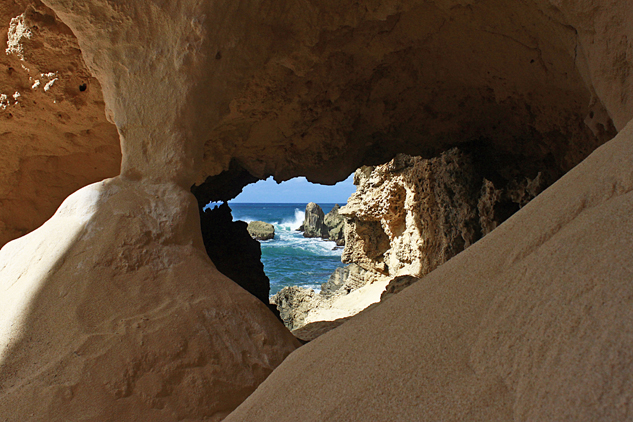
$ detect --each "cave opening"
[192,117,617,336]
[1,0,631,419]
[192,169,356,320]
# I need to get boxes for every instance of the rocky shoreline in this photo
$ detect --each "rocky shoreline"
[272,149,547,336]
[298,202,346,246]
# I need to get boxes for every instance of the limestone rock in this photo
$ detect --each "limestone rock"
[247,221,275,241]
[1,0,632,419]
[299,203,346,244]
[320,266,349,297]
[340,149,547,296]
[0,1,120,247]
[270,287,319,331]
[320,263,366,298]
[0,178,299,421]
[225,113,633,422]
[323,204,346,246]
[4,0,630,252]
[273,263,381,331]
[301,202,327,238]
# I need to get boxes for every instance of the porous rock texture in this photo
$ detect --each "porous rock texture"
[272,263,384,331]
[280,148,547,328]
[340,148,547,295]
[0,0,632,420]
[6,0,628,244]
[270,287,320,332]
[323,204,346,246]
[225,115,633,422]
[0,0,120,246]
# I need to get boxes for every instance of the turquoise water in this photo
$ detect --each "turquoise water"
[228,203,344,296]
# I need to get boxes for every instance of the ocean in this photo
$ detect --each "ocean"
[228,203,344,296]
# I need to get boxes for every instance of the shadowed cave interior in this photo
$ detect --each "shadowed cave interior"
[0,0,631,420]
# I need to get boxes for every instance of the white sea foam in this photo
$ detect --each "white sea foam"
[303,284,322,294]
[263,231,342,257]
[276,208,305,231]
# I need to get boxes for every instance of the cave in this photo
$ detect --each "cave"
[1,0,632,420]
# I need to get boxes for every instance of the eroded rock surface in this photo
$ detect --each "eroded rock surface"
[0,0,632,419]
[323,204,346,246]
[272,263,379,331]
[0,179,299,421]
[270,286,320,331]
[340,149,547,292]
[226,112,633,422]
[0,0,120,246]
[2,0,630,245]
[300,202,327,238]
[299,202,347,245]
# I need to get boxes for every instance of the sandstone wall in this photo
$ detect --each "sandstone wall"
[0,1,120,246]
[226,108,633,422]
[0,0,632,419]
[0,179,299,420]
[3,0,630,247]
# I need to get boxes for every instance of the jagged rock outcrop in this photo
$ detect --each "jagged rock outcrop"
[320,263,366,298]
[323,204,346,246]
[226,117,633,422]
[300,202,327,238]
[320,266,350,298]
[270,287,320,331]
[272,263,376,331]
[247,221,275,241]
[276,149,551,328]
[299,202,347,245]
[340,149,547,293]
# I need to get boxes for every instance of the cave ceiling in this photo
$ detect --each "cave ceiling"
[1,0,631,239]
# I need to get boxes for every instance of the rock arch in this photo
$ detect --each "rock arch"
[0,0,632,420]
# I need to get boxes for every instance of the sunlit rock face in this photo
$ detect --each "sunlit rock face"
[0,0,309,419]
[0,178,299,421]
[0,1,120,246]
[3,0,630,244]
[340,149,547,290]
[226,117,633,422]
[0,0,632,420]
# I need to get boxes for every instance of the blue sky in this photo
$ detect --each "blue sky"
[231,174,357,203]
